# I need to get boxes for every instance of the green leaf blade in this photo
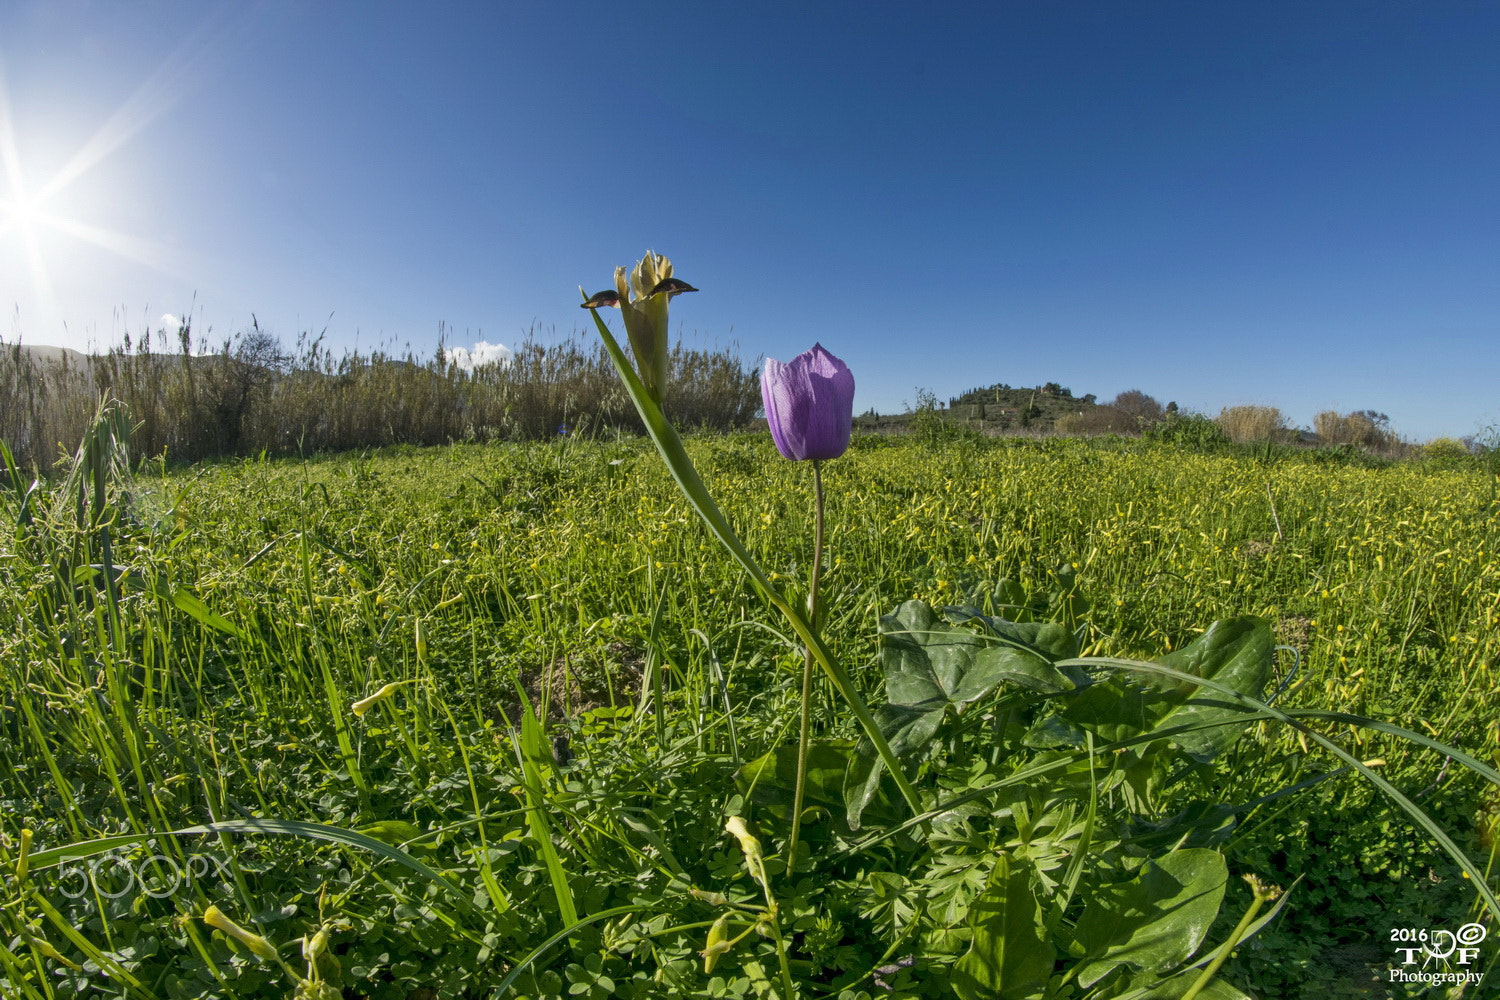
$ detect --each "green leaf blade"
[1072,848,1229,986]
[952,854,1056,1000]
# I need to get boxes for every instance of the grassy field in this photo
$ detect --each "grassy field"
[1,428,1496,998]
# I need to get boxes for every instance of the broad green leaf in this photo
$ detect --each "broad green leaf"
[842,739,885,833]
[951,853,1055,1000]
[1111,971,1252,999]
[1022,713,1088,749]
[884,601,1076,706]
[1123,801,1238,853]
[844,703,947,829]
[881,600,975,706]
[1072,848,1228,987]
[846,600,1078,829]
[1156,619,1273,760]
[961,644,1077,699]
[735,739,897,830]
[1048,674,1160,746]
[945,605,1082,661]
[1054,618,1272,761]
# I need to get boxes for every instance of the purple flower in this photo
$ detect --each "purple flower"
[761,344,855,461]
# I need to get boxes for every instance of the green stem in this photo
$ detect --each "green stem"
[1180,881,1269,1000]
[787,461,825,868]
[769,908,797,999]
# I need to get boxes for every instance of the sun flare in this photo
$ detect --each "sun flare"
[0,184,40,233]
[0,41,208,335]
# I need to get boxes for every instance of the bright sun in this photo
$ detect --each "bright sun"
[0,138,57,308]
[0,56,189,335]
[0,185,39,231]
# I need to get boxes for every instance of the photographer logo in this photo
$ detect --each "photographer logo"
[1388,922,1487,987]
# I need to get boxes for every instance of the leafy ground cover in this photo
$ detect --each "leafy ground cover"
[1,426,1496,998]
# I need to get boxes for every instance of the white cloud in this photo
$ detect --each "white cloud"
[159,313,181,331]
[446,340,513,371]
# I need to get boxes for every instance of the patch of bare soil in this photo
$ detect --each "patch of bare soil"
[1276,615,1314,658]
[498,640,645,727]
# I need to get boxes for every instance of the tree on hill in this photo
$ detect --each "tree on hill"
[951,382,1083,407]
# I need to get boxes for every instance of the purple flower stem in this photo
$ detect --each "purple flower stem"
[788,459,825,869]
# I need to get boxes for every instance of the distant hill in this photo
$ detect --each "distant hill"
[6,344,90,367]
[855,381,1102,434]
[948,381,1102,431]
[2,343,231,388]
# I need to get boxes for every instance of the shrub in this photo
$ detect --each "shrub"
[1420,437,1472,463]
[1216,405,1286,444]
[1144,411,1230,449]
[1058,391,1167,437]
[1109,389,1165,428]
[1312,409,1401,453]
[907,388,985,445]
[1056,405,1137,436]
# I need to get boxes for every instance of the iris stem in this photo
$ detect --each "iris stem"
[787,460,825,868]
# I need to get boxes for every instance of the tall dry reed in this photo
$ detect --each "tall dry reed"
[0,323,760,469]
[1216,404,1286,444]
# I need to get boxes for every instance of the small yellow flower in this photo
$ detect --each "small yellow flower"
[203,906,279,961]
[701,912,733,974]
[14,828,33,883]
[351,680,418,718]
[22,931,79,970]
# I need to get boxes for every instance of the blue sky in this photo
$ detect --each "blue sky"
[1,1,1497,441]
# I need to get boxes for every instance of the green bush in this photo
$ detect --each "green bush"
[1420,437,1473,463]
[907,388,986,446]
[1144,411,1229,449]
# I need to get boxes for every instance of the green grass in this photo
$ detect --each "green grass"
[1,428,1496,998]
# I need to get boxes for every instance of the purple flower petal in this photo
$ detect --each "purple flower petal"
[762,343,854,461]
